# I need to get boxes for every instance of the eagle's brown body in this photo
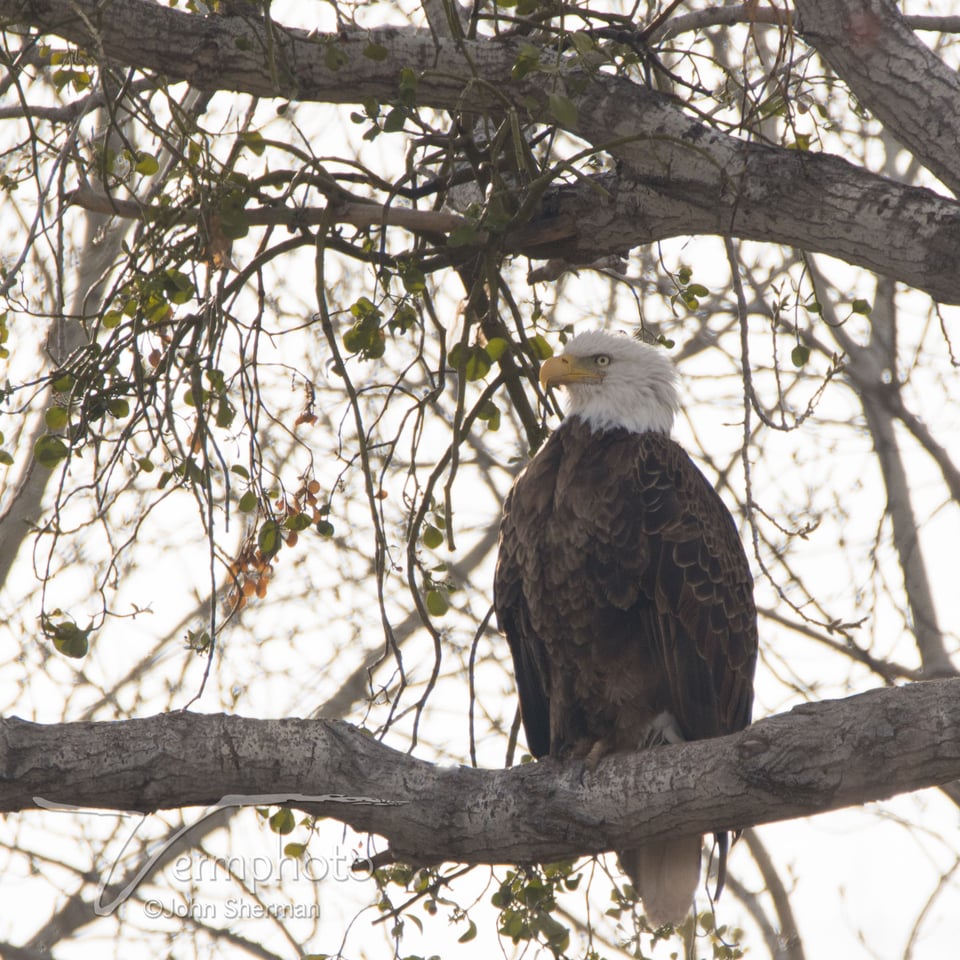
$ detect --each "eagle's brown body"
[495,416,757,923]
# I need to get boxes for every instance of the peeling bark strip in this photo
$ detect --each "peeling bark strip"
[2,680,959,865]
[5,0,960,302]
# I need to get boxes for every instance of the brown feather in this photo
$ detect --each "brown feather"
[495,418,758,922]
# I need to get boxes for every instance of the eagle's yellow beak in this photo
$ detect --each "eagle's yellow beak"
[539,354,603,390]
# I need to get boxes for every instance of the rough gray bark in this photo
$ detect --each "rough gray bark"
[5,0,960,302]
[3,679,959,865]
[796,0,960,196]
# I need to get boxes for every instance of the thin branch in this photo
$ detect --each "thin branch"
[67,185,470,236]
[743,829,805,960]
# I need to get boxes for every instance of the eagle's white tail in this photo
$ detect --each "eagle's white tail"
[619,836,701,927]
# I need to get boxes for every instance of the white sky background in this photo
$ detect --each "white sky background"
[0,1,959,958]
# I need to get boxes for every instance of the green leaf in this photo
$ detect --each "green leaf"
[363,42,389,61]
[215,398,236,429]
[44,407,68,430]
[534,912,570,952]
[238,491,258,512]
[364,331,386,359]
[44,618,91,658]
[138,457,154,472]
[102,309,123,330]
[383,107,406,134]
[398,66,417,106]
[399,263,426,294]
[851,298,872,315]
[284,842,307,858]
[324,42,348,71]
[422,524,444,549]
[34,434,69,469]
[569,31,597,56]
[463,347,492,381]
[342,325,366,354]
[239,130,266,156]
[0,450,13,466]
[349,296,382,320]
[134,152,159,175]
[284,512,313,531]
[268,808,296,835]
[791,344,811,367]
[316,519,335,538]
[107,398,130,418]
[258,520,281,558]
[389,303,417,334]
[52,374,75,393]
[449,343,493,380]
[458,918,478,943]
[686,283,709,297]
[426,588,449,617]
[476,399,501,431]
[484,337,508,362]
[547,93,578,127]
[53,627,90,658]
[205,369,226,394]
[144,295,171,324]
[528,334,553,361]
[511,43,541,80]
[164,269,195,304]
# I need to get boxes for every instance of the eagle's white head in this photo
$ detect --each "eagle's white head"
[538,330,679,435]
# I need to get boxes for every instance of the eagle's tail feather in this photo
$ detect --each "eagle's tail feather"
[619,836,701,927]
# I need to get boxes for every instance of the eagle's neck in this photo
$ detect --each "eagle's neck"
[564,390,677,436]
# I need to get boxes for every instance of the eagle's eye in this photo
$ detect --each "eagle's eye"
[594,355,611,367]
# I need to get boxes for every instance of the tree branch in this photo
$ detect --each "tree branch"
[7,0,960,302]
[3,680,959,865]
[66,185,471,237]
[796,0,960,196]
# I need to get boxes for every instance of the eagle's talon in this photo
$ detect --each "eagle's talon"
[583,737,610,772]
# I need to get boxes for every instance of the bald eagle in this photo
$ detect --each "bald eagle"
[494,330,757,925]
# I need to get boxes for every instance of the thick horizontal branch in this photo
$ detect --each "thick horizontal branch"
[2,679,959,865]
[7,0,960,301]
[511,152,960,308]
